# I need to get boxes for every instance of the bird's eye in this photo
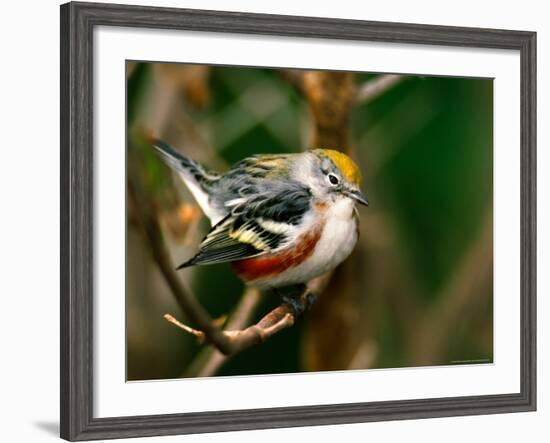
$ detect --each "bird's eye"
[328,173,339,186]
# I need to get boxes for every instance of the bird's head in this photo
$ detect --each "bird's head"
[297,149,369,207]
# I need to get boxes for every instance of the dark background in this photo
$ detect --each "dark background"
[126,62,493,380]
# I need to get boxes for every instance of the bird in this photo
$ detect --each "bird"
[152,139,368,312]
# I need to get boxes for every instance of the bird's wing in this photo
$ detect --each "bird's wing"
[178,181,312,268]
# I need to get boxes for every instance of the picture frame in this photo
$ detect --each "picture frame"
[60,1,536,441]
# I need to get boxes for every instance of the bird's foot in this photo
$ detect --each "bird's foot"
[278,284,316,318]
[282,294,306,318]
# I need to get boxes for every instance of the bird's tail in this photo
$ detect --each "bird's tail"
[152,139,222,221]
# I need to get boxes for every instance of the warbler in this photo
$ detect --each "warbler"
[153,139,368,303]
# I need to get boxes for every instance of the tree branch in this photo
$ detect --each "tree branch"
[355,74,404,104]
[168,305,294,353]
[164,273,332,357]
[302,71,355,149]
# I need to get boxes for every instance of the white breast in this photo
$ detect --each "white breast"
[257,197,359,288]
[307,198,358,274]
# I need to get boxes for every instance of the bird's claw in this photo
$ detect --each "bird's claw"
[282,291,316,318]
[282,295,305,317]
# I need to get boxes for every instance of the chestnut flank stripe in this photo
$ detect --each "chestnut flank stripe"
[231,224,324,282]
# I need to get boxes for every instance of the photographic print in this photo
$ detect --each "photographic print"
[126,62,493,381]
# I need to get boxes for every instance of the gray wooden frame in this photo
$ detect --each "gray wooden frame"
[60,1,537,440]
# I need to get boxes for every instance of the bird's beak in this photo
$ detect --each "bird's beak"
[347,189,369,206]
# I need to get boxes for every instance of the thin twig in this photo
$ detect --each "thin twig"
[164,314,205,341]
[355,74,404,104]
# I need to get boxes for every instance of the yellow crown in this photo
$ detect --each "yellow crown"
[316,149,363,186]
